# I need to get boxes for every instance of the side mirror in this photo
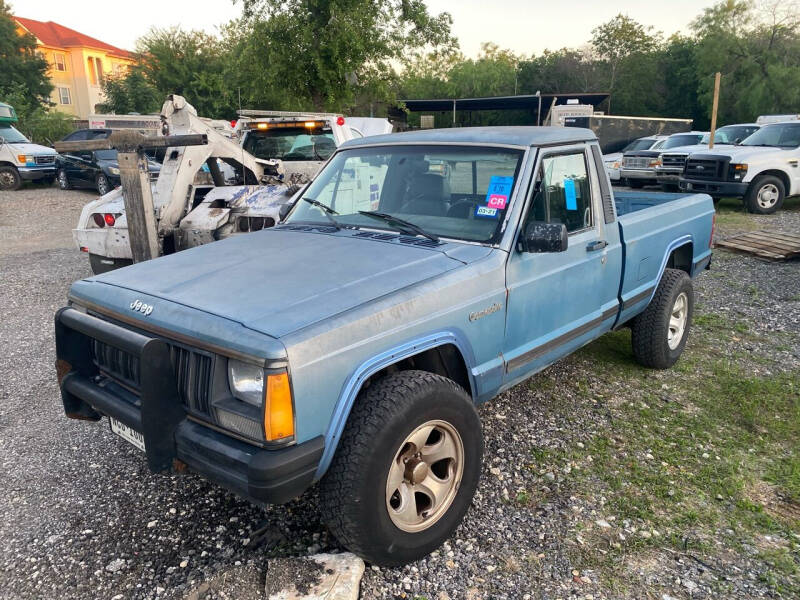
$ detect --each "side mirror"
[517,221,568,253]
[0,136,5,145]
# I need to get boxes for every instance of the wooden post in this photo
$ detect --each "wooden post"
[118,150,160,262]
[708,72,721,149]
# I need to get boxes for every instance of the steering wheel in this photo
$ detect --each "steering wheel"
[446,199,478,220]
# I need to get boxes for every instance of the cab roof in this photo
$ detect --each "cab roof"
[340,126,597,149]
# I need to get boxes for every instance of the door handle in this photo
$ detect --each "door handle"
[587,240,608,252]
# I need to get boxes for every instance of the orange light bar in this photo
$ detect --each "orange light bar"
[304,121,317,128]
[264,372,294,441]
[256,122,269,130]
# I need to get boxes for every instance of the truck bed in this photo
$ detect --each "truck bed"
[613,191,715,325]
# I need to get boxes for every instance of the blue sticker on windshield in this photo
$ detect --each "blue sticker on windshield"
[485,176,514,205]
[475,206,498,219]
[564,178,577,210]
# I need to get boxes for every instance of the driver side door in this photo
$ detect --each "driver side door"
[503,144,622,384]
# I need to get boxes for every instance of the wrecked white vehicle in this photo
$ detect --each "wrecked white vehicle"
[74,98,392,274]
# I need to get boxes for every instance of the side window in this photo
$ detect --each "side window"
[526,152,593,233]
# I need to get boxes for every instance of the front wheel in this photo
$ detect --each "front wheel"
[631,268,694,369]
[0,165,21,191]
[320,370,483,566]
[745,175,784,214]
[96,173,112,196]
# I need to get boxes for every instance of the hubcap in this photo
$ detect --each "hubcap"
[385,419,464,533]
[59,171,67,187]
[0,171,13,186]
[757,183,779,208]
[668,292,688,350]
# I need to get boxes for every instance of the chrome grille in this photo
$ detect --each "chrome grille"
[35,155,56,165]
[90,339,213,415]
[661,154,687,169]
[622,157,650,169]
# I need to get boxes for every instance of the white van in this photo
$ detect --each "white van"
[0,102,58,190]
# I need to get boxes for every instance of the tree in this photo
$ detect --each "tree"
[99,67,161,114]
[237,0,457,111]
[0,1,52,114]
[591,14,662,112]
[692,0,800,124]
[134,27,237,118]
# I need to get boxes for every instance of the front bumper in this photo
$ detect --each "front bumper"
[679,178,748,198]
[655,168,682,183]
[55,307,323,504]
[19,165,56,181]
[620,168,657,182]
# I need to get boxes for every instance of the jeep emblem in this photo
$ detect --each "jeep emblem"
[130,299,154,316]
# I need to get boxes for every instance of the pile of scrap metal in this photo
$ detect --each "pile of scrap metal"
[74,95,392,274]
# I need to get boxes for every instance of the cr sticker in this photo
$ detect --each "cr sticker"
[475,206,498,219]
[485,175,514,203]
[564,178,578,210]
[487,194,507,209]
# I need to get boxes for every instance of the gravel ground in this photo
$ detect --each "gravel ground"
[0,186,797,600]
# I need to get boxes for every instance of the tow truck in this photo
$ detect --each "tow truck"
[74,99,391,273]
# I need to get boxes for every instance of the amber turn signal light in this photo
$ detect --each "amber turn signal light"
[264,372,294,441]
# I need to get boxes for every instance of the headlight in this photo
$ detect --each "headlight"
[649,158,662,167]
[222,360,295,443]
[228,359,264,406]
[612,161,620,169]
[729,163,748,180]
[107,166,121,175]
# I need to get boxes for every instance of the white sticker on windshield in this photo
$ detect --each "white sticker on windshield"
[475,206,498,219]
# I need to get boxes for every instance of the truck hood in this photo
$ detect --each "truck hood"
[86,228,475,338]
[692,145,793,162]
[8,142,57,155]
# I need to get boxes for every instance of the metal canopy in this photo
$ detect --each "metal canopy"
[401,93,609,116]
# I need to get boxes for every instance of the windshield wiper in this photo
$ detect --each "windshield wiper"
[358,211,439,243]
[301,197,341,230]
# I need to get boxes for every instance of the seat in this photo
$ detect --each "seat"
[402,174,449,216]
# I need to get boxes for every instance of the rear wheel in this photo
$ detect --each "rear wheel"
[57,169,71,190]
[631,268,694,369]
[320,370,482,566]
[0,165,21,191]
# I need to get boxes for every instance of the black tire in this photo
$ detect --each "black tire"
[660,183,679,192]
[57,169,71,190]
[628,179,645,189]
[745,175,784,214]
[320,370,483,566]
[631,268,694,369]
[0,165,21,191]
[96,173,112,196]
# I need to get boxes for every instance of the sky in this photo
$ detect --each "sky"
[14,0,721,55]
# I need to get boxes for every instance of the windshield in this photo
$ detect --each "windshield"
[243,128,337,161]
[0,125,29,144]
[95,149,118,161]
[700,125,759,145]
[623,138,658,152]
[741,123,800,148]
[285,145,524,244]
[662,134,703,149]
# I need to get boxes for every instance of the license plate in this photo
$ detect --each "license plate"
[109,417,145,452]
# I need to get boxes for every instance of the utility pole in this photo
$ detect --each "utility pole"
[55,131,207,263]
[708,72,721,149]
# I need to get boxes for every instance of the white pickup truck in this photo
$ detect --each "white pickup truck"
[679,121,800,214]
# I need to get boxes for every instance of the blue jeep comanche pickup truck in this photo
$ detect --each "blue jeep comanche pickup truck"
[55,127,714,565]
